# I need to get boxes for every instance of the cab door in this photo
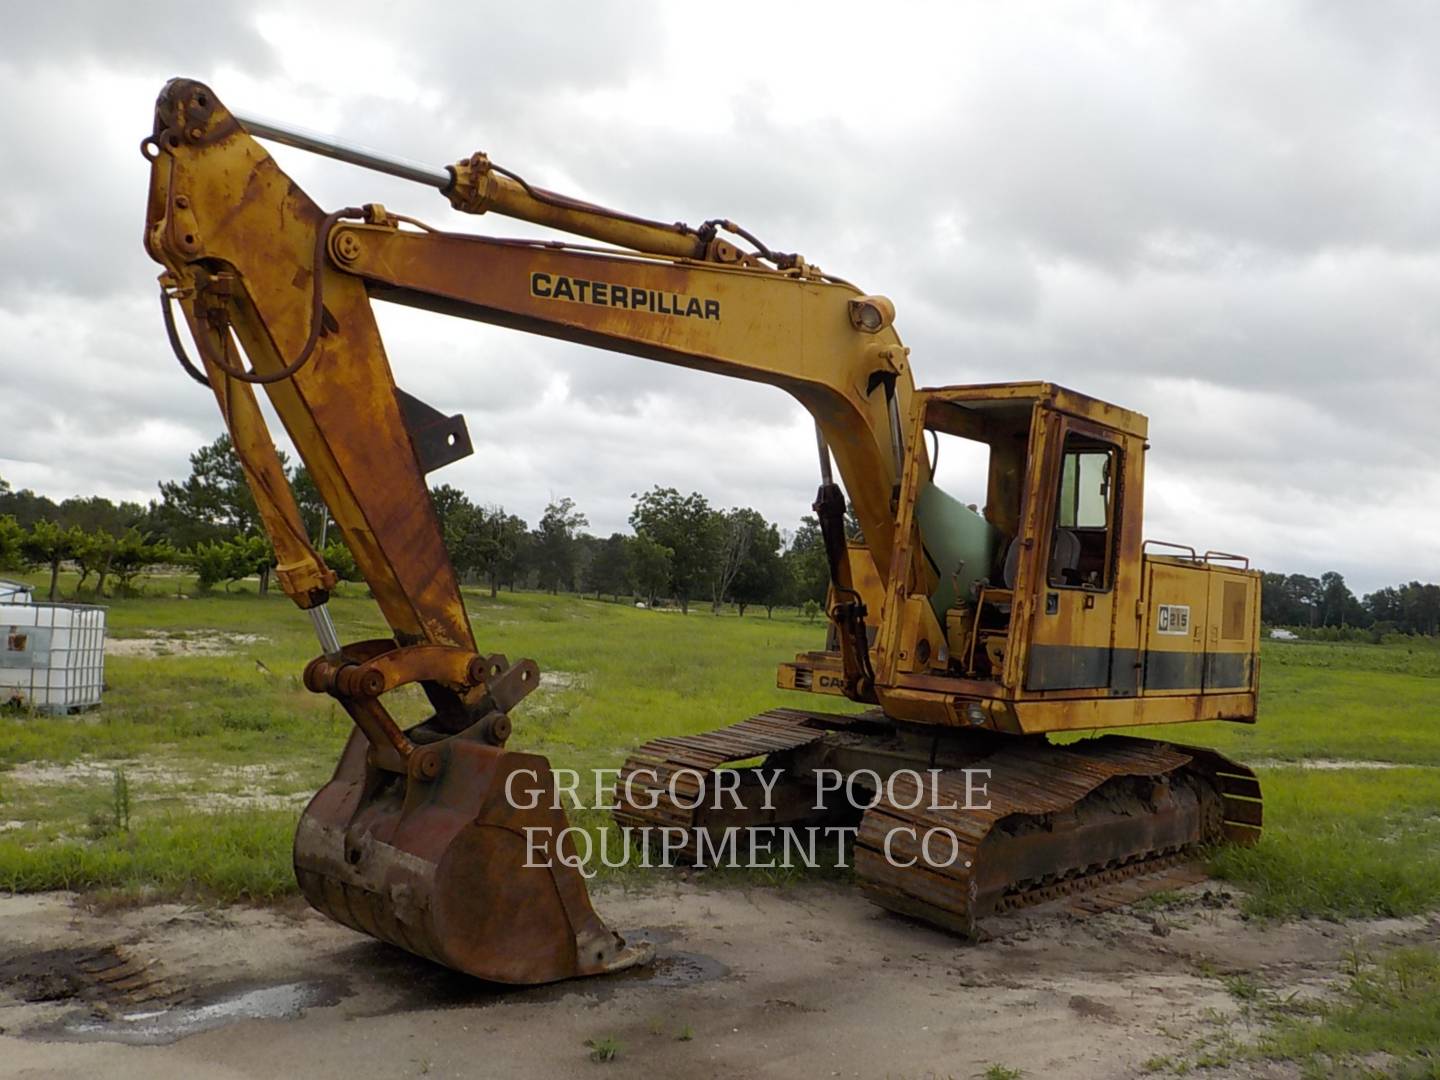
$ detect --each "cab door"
[1023,417,1123,691]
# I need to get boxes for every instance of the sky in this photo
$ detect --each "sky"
[1,1,1437,595]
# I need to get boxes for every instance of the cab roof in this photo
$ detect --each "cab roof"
[918,381,1149,440]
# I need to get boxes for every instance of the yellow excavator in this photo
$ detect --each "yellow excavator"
[143,79,1263,985]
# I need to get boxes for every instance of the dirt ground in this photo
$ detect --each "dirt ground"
[0,881,1433,1080]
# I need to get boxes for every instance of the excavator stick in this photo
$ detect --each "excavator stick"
[142,79,649,984]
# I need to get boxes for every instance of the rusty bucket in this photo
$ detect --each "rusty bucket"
[295,726,649,985]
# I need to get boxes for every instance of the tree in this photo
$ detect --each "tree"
[1285,574,1323,627]
[1318,571,1369,628]
[533,498,589,594]
[430,483,471,541]
[21,521,83,600]
[784,515,831,610]
[0,479,60,529]
[731,516,786,616]
[477,507,529,597]
[187,534,266,592]
[709,508,761,614]
[110,530,175,595]
[1397,581,1440,637]
[0,515,24,572]
[154,435,268,545]
[323,538,363,583]
[73,529,117,596]
[291,466,327,544]
[55,495,145,536]
[629,535,672,608]
[440,494,484,581]
[187,539,236,592]
[1365,586,1404,626]
[1260,571,1324,627]
[154,435,288,594]
[629,487,719,614]
[586,533,634,601]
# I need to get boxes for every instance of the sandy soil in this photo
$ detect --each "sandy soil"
[105,632,266,659]
[0,883,1433,1080]
[4,761,309,814]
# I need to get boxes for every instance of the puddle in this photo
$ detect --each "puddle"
[606,949,729,992]
[44,979,345,1045]
[354,926,727,1013]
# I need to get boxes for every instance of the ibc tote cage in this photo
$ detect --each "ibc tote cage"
[0,599,107,714]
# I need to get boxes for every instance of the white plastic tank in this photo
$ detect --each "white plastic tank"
[0,579,34,604]
[0,600,107,712]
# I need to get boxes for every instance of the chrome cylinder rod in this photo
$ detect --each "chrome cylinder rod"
[814,422,834,486]
[234,112,451,190]
[307,603,343,661]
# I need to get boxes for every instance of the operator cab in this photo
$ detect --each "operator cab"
[904,382,1138,688]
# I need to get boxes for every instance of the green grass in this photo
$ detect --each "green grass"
[1155,944,1440,1078]
[1260,946,1440,1076]
[0,809,296,899]
[0,569,837,900]
[1210,767,1440,919]
[2,569,1439,918]
[584,1036,623,1063]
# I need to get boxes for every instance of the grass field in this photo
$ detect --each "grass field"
[1,569,1438,923]
[0,571,840,897]
[4,571,1439,1075]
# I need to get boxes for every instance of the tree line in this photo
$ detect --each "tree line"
[429,484,829,616]
[0,436,831,615]
[3,436,1436,634]
[1261,571,1440,638]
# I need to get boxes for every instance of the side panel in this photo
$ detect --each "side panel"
[1203,571,1260,692]
[1141,562,1210,694]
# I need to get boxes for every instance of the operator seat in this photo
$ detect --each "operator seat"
[1002,528,1082,590]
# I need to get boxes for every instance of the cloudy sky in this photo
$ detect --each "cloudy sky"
[2,1,1437,593]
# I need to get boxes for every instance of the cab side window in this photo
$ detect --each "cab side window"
[1051,435,1118,589]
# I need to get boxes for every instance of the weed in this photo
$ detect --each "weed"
[676,1024,693,1042]
[979,1066,1023,1080]
[1157,944,1440,1077]
[1221,973,1264,1002]
[1134,889,1184,911]
[1259,945,1440,1069]
[585,1036,622,1063]
[111,767,130,833]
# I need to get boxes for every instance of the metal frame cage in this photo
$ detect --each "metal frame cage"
[0,601,107,713]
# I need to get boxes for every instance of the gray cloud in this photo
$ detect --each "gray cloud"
[2,1,1437,596]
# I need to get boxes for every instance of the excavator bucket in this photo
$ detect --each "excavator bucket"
[288,644,650,985]
[295,726,648,985]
